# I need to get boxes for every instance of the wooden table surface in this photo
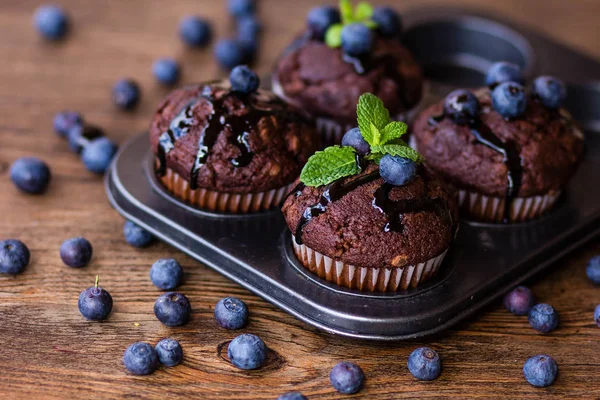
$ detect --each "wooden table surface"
[1,0,599,398]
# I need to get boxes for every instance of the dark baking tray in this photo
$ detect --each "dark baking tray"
[105,9,600,340]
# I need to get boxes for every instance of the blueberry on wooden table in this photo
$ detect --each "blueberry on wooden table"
[149,259,183,290]
[81,137,117,174]
[152,58,181,86]
[154,292,191,327]
[503,286,535,316]
[407,347,441,381]
[227,333,267,370]
[123,220,154,248]
[214,297,249,330]
[528,303,559,333]
[53,111,83,138]
[78,276,113,321]
[594,304,600,327]
[523,355,558,388]
[179,16,212,47]
[34,5,69,40]
[155,338,183,367]
[277,393,307,400]
[60,237,93,268]
[585,255,600,284]
[123,342,158,376]
[228,0,255,19]
[329,361,365,394]
[0,239,30,275]
[10,157,51,194]
[112,78,140,110]
[214,39,248,70]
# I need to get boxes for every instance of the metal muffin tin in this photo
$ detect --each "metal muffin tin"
[106,9,600,340]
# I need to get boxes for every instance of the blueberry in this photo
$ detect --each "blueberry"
[34,5,69,40]
[112,78,140,110]
[154,292,192,327]
[341,23,374,57]
[341,127,370,155]
[81,137,117,174]
[228,0,255,18]
[53,111,83,138]
[528,303,559,333]
[60,237,93,268]
[150,259,183,290]
[329,361,364,394]
[586,255,600,284]
[155,338,183,367]
[0,240,30,275]
[179,16,212,47]
[594,304,600,327]
[237,16,261,39]
[491,81,527,119]
[123,342,158,376]
[214,39,247,70]
[444,89,480,124]
[307,6,340,40]
[523,354,558,388]
[485,61,523,87]
[78,276,113,321]
[379,154,418,186]
[277,393,307,400]
[227,333,267,370]
[408,347,441,381]
[503,286,535,316]
[532,76,567,109]
[123,220,154,248]
[229,65,260,94]
[10,157,51,194]
[153,58,181,86]
[67,124,104,154]
[373,7,402,38]
[214,297,249,330]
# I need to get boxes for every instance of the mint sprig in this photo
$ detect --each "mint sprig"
[299,93,424,187]
[325,0,377,48]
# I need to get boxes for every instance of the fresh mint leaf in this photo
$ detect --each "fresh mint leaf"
[354,2,374,21]
[339,0,354,24]
[300,146,361,187]
[380,121,408,144]
[357,93,390,146]
[325,24,343,48]
[371,143,425,164]
[370,122,382,146]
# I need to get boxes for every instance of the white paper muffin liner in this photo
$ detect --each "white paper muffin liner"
[458,189,562,223]
[292,236,448,292]
[159,165,294,214]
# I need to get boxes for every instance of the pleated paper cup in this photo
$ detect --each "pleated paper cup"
[158,166,294,214]
[292,236,448,292]
[458,189,562,223]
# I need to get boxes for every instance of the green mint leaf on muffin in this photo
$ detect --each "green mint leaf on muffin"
[325,24,343,48]
[326,0,377,49]
[357,93,390,145]
[371,144,425,164]
[381,121,408,143]
[300,146,361,187]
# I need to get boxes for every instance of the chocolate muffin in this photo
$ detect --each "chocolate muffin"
[272,3,423,145]
[412,64,584,222]
[149,68,320,213]
[282,94,458,292]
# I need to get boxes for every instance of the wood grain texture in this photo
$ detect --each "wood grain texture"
[1,0,600,398]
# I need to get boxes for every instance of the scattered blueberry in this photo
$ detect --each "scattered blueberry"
[341,23,373,57]
[341,127,370,155]
[532,76,567,109]
[153,58,181,86]
[227,333,267,370]
[60,237,93,268]
[0,240,30,275]
[229,65,260,94]
[329,361,364,394]
[179,16,212,47]
[228,0,255,19]
[34,5,69,40]
[214,297,249,330]
[67,124,104,154]
[586,255,600,284]
[503,286,535,316]
[155,338,183,367]
[379,154,418,186]
[123,220,154,248]
[53,111,83,138]
[373,7,402,38]
[150,259,183,290]
[78,276,113,321]
[528,303,559,333]
[444,89,480,124]
[277,393,307,400]
[154,292,192,327]
[123,342,159,376]
[237,16,261,39]
[408,347,441,381]
[81,137,117,174]
[10,157,51,194]
[112,78,140,110]
[307,6,340,40]
[491,81,527,119]
[214,39,247,70]
[523,354,558,388]
[485,61,523,87]
[594,304,600,327]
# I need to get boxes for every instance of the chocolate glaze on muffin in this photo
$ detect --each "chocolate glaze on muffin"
[149,82,320,211]
[274,34,423,127]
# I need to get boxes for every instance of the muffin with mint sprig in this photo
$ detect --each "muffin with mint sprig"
[282,94,457,292]
[273,0,423,145]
